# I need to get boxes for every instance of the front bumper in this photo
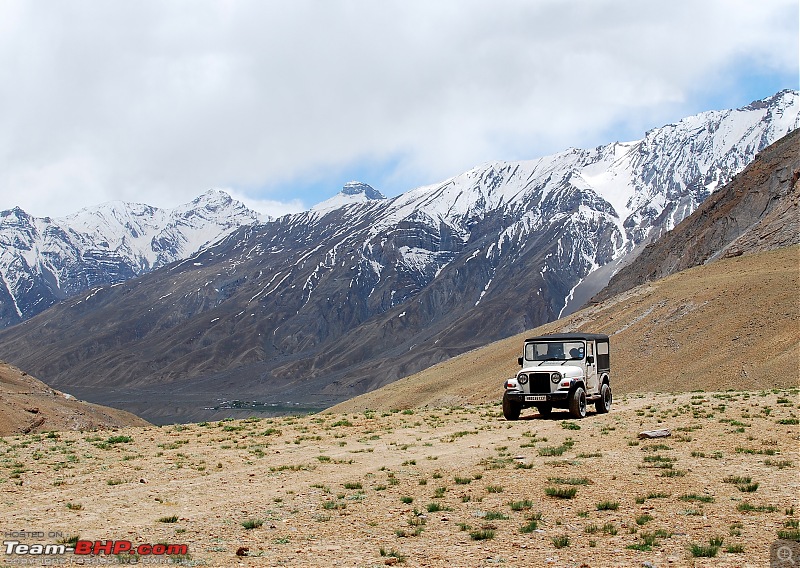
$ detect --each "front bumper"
[505,390,569,404]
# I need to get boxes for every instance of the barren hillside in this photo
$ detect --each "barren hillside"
[0,361,149,435]
[329,245,799,414]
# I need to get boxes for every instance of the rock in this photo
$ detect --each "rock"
[638,429,671,439]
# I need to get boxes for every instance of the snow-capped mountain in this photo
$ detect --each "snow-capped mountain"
[311,181,386,212]
[0,90,796,422]
[0,190,263,327]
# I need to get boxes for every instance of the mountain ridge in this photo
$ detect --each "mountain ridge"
[591,127,800,302]
[0,189,263,327]
[0,91,796,423]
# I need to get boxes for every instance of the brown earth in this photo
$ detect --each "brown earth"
[329,246,800,414]
[1,389,797,567]
[0,361,149,436]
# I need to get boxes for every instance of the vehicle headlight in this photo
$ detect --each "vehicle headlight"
[517,373,529,385]
[551,372,562,384]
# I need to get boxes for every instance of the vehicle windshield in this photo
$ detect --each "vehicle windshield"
[525,341,585,362]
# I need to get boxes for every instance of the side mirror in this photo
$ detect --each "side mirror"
[518,357,523,366]
[586,356,594,364]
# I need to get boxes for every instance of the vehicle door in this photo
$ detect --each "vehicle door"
[585,342,598,392]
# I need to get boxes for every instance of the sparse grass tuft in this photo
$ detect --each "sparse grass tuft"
[469,528,495,541]
[483,511,508,521]
[545,486,577,499]
[737,502,778,513]
[689,540,720,557]
[379,548,406,563]
[596,500,618,511]
[723,475,759,492]
[241,518,263,530]
[520,519,538,533]
[509,500,534,511]
[777,528,800,541]
[56,535,80,545]
[660,469,686,477]
[547,477,590,485]
[680,493,714,503]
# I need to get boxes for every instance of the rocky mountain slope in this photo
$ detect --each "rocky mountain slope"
[0,91,796,423]
[0,361,149,435]
[0,190,263,327]
[592,127,800,303]
[329,245,800,413]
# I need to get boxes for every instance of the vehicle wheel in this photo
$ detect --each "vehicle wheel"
[536,405,552,418]
[595,383,612,414]
[502,393,522,421]
[568,386,586,418]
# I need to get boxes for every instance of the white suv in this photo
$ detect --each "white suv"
[502,333,612,420]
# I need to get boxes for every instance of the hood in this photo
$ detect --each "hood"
[519,364,584,380]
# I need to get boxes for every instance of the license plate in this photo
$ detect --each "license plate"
[525,395,547,402]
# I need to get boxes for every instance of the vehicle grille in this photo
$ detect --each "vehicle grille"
[529,373,551,394]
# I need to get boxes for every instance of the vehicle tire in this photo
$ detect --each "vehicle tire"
[502,393,522,421]
[536,405,552,418]
[568,386,587,418]
[595,383,612,414]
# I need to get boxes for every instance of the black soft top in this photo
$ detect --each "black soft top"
[524,333,609,343]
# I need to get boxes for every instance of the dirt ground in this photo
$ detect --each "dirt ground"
[2,389,798,567]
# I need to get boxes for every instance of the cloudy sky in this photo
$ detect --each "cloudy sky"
[0,0,797,218]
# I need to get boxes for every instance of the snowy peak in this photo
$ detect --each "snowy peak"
[0,191,261,327]
[312,181,386,211]
[341,182,385,200]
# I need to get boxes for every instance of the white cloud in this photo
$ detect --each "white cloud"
[0,0,796,217]
[223,188,304,219]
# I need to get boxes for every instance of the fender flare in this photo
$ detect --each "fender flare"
[568,379,586,394]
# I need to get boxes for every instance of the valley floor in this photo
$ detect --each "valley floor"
[2,390,798,567]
